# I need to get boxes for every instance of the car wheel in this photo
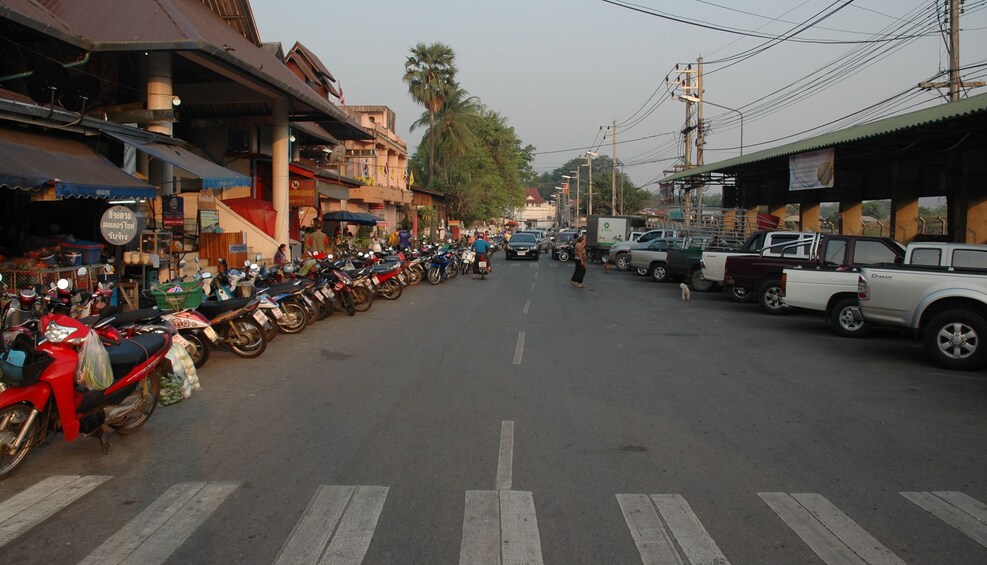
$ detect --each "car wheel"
[558,250,570,262]
[923,309,987,371]
[615,253,630,271]
[690,269,714,292]
[727,285,754,303]
[830,297,870,338]
[649,263,668,282]
[758,278,790,315]
[636,267,648,276]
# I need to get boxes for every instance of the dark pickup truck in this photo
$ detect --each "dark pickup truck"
[723,234,904,314]
[666,247,716,292]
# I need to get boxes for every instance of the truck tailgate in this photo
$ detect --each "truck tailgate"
[782,269,859,311]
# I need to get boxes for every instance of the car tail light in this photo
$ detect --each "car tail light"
[857,275,869,300]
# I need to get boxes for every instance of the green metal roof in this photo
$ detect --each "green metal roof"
[659,92,987,183]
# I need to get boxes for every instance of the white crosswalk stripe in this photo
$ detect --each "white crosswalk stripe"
[79,481,238,565]
[617,493,729,565]
[901,491,987,548]
[0,474,110,549]
[460,490,543,565]
[274,485,389,565]
[759,492,904,565]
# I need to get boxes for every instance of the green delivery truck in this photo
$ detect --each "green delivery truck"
[585,215,646,263]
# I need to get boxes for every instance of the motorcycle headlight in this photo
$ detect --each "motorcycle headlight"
[44,321,75,344]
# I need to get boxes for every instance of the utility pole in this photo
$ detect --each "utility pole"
[575,166,581,228]
[696,57,704,219]
[682,67,693,225]
[611,120,617,215]
[919,0,985,100]
[586,151,597,217]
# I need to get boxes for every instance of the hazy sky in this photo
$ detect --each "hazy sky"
[250,0,987,188]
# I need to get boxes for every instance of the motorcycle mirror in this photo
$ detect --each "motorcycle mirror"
[77,266,87,276]
[104,263,114,275]
[256,253,262,261]
[194,256,200,264]
[56,278,70,290]
[244,260,251,267]
[178,260,187,268]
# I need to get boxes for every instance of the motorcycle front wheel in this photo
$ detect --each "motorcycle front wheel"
[353,286,373,312]
[316,295,333,320]
[277,301,307,334]
[226,318,267,358]
[0,404,42,479]
[409,265,423,285]
[380,278,402,300]
[111,372,161,435]
[427,266,442,285]
[341,291,356,316]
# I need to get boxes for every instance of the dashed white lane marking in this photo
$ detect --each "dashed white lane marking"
[902,491,987,548]
[759,492,904,565]
[618,493,730,565]
[79,481,238,565]
[496,421,514,491]
[523,299,531,314]
[534,272,538,278]
[513,331,525,365]
[530,282,536,292]
[0,475,111,548]
[275,485,389,565]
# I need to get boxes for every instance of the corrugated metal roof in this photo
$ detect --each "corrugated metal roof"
[0,0,89,49]
[197,0,260,45]
[17,0,369,139]
[660,92,987,183]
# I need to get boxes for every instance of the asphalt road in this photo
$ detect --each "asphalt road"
[2,252,986,564]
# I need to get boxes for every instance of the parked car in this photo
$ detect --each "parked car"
[701,231,815,302]
[628,238,686,282]
[724,233,904,315]
[609,228,682,271]
[505,232,540,261]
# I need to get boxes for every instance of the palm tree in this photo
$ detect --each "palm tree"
[412,86,482,172]
[403,42,457,184]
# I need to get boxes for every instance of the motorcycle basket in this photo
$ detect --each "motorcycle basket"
[150,282,204,311]
[0,334,53,387]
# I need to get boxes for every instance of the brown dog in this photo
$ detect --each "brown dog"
[680,282,691,301]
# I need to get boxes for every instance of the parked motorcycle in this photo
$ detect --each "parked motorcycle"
[0,278,171,478]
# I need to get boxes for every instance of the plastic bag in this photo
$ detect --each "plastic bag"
[76,330,112,390]
[159,341,199,406]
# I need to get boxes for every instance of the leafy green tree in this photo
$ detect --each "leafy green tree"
[403,42,457,184]
[534,156,649,218]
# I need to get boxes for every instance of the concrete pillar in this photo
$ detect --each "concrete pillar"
[840,201,863,235]
[891,161,920,244]
[146,52,174,195]
[800,200,821,233]
[768,203,787,226]
[272,99,290,245]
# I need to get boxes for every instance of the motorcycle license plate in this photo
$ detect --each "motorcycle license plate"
[479,261,487,269]
[325,289,336,300]
[172,333,190,348]
[270,307,285,320]
[203,326,219,343]
[252,310,267,325]
[399,273,406,284]
[372,276,380,286]
[301,296,314,308]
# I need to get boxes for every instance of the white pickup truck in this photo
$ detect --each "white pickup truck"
[701,230,814,302]
[857,243,987,371]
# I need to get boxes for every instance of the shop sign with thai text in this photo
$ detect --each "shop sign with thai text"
[100,205,139,245]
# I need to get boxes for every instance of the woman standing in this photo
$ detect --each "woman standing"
[570,235,587,288]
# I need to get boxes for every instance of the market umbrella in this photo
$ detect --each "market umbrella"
[322,210,378,226]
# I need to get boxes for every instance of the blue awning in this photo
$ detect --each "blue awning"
[104,131,250,190]
[0,127,156,199]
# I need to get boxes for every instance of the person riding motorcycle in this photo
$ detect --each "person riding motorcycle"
[470,233,490,279]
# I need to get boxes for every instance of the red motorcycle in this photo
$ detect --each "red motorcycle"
[0,303,171,479]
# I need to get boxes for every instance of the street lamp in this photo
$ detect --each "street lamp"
[676,94,744,155]
[585,151,598,217]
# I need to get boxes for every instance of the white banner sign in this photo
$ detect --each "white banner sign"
[789,148,834,191]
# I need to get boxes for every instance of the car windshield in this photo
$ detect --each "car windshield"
[512,234,536,243]
[556,233,576,243]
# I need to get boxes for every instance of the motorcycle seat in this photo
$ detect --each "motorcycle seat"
[196,298,252,320]
[256,282,302,296]
[105,333,168,382]
[98,306,164,328]
[370,264,400,274]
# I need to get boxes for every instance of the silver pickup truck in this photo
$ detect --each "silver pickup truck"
[858,245,987,370]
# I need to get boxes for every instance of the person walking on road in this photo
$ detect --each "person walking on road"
[570,235,587,288]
